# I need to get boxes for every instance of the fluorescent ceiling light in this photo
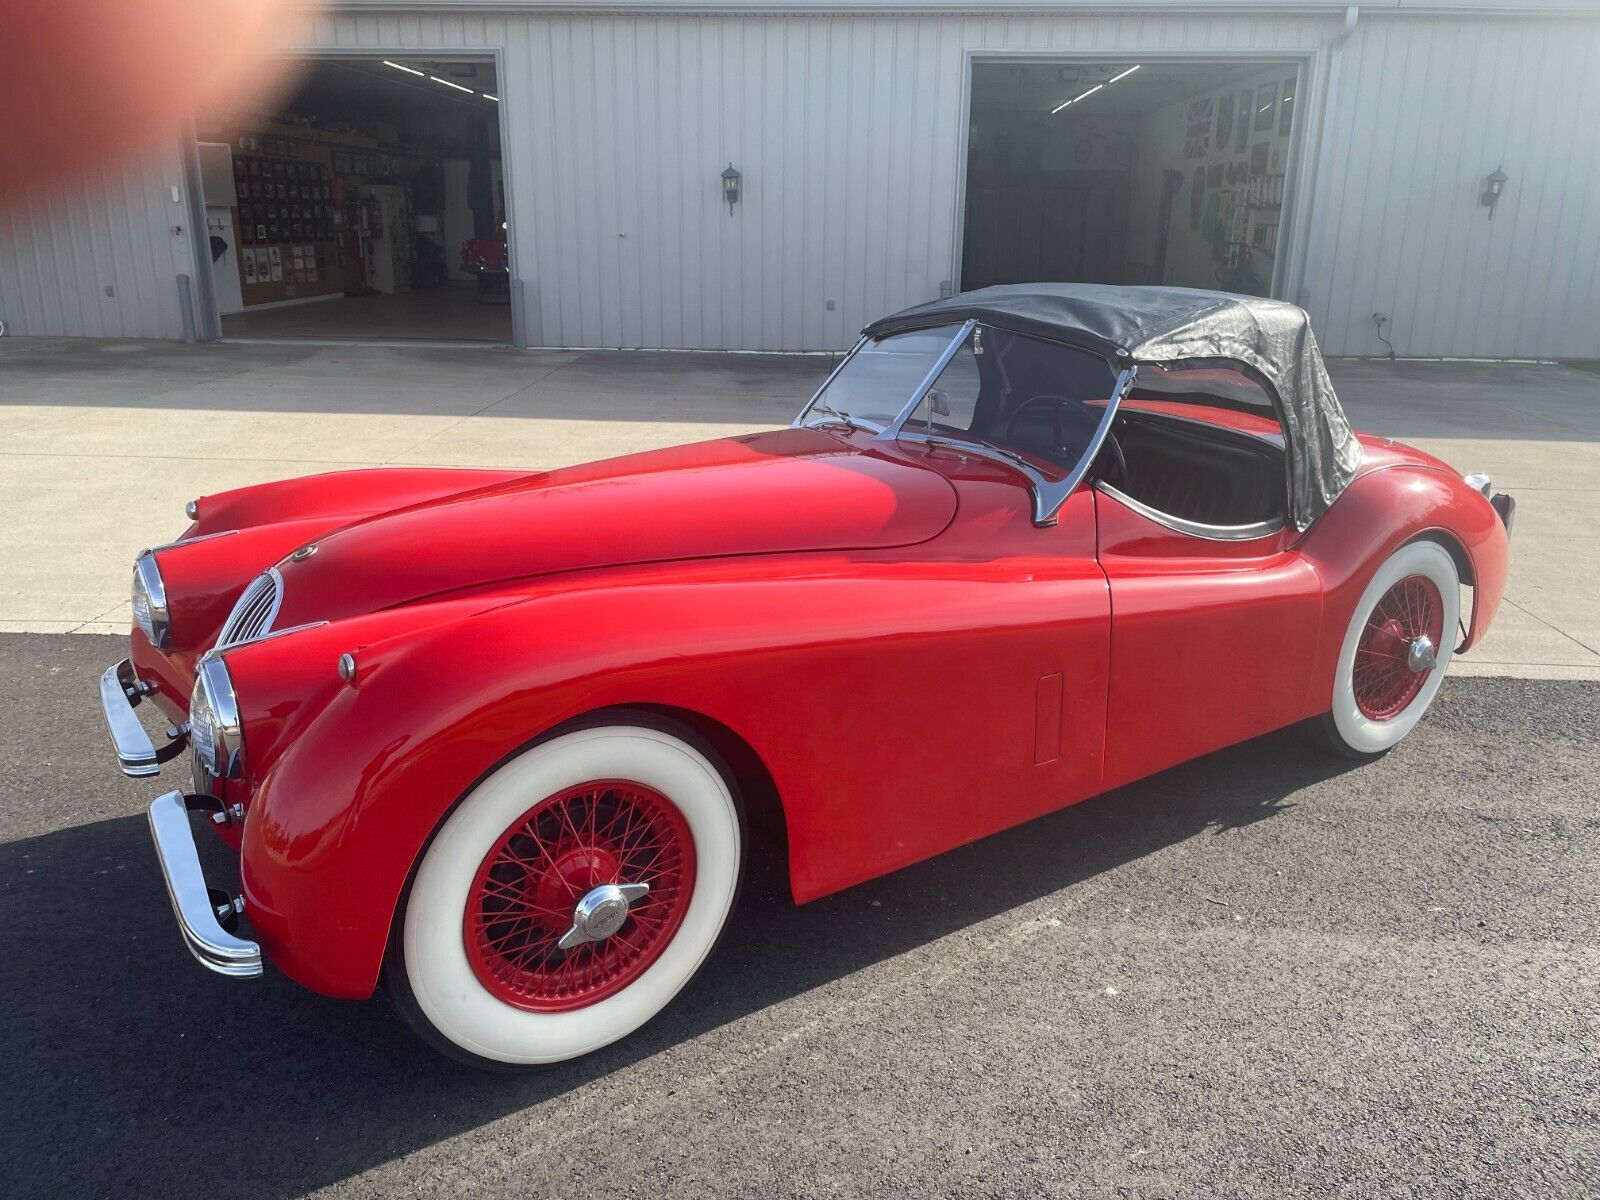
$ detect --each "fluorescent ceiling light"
[429,74,475,94]
[483,93,500,102]
[1051,83,1102,115]
[1051,64,1138,115]
[383,60,424,76]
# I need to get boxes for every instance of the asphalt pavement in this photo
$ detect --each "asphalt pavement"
[1,632,1596,1199]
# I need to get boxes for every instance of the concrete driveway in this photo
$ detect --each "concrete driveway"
[0,337,1595,677]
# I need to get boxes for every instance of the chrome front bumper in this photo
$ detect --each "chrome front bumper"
[147,791,262,979]
[99,658,187,778]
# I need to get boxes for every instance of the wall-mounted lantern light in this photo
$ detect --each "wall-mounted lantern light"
[721,163,742,216]
[1480,165,1508,218]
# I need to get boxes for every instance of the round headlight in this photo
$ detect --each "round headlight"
[190,654,244,791]
[131,551,170,648]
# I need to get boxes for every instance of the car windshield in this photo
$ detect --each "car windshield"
[800,324,968,429]
[801,322,1120,476]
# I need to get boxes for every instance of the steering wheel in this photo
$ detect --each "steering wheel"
[1098,415,1129,486]
[1004,395,1128,483]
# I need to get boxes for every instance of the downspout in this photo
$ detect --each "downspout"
[1288,6,1360,314]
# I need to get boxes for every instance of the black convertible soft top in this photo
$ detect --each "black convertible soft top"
[863,283,1361,530]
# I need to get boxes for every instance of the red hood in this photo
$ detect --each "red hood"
[268,428,957,627]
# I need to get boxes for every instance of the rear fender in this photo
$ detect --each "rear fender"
[1295,465,1509,708]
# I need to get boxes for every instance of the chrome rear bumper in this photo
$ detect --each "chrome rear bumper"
[147,791,262,979]
[99,659,187,778]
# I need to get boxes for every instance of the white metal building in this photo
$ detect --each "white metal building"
[2,0,1597,358]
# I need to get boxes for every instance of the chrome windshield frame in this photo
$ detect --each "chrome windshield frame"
[792,322,976,435]
[897,365,1137,527]
[791,320,1137,528]
[873,319,978,441]
[792,335,870,428]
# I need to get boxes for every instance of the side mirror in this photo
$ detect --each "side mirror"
[926,389,951,417]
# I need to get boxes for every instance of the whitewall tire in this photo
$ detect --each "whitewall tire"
[1322,539,1460,758]
[387,721,743,1067]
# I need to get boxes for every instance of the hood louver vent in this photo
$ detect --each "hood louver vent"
[215,569,282,649]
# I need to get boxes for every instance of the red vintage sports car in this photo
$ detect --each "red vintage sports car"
[102,285,1513,1067]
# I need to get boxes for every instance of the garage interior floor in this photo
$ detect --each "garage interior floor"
[220,280,511,343]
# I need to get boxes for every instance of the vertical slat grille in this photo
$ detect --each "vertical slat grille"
[215,570,282,648]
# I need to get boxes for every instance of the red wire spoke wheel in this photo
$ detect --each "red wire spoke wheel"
[464,780,696,1012]
[1352,575,1445,721]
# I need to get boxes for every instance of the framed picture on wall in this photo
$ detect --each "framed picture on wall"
[1280,80,1296,136]
[1251,141,1270,178]
[1234,89,1252,153]
[1216,93,1235,151]
[1255,81,1278,132]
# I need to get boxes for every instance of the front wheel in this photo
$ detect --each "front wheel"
[1319,539,1460,759]
[386,721,744,1067]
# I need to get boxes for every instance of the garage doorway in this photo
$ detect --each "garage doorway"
[198,56,510,343]
[961,59,1302,297]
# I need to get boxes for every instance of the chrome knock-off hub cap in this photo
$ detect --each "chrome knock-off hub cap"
[558,882,650,950]
[1406,634,1438,673]
[465,780,695,1011]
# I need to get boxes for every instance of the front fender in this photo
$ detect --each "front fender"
[240,555,1111,999]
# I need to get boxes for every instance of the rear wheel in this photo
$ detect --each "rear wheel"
[1319,540,1460,759]
[386,721,743,1067]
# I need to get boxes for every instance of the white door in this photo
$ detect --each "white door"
[206,206,245,315]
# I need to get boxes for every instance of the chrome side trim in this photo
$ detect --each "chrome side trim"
[1463,472,1492,497]
[147,791,262,979]
[146,529,240,553]
[100,659,161,778]
[1095,480,1286,542]
[233,620,328,649]
[876,319,978,442]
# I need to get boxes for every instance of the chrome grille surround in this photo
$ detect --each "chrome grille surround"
[215,569,283,649]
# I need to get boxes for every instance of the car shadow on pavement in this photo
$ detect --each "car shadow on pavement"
[0,726,1355,1199]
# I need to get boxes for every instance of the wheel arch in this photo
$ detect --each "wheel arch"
[1300,464,1506,663]
[383,708,753,1067]
[617,704,789,862]
[379,701,782,975]
[1403,527,1476,651]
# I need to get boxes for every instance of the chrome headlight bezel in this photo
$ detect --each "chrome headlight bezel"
[190,654,245,791]
[132,551,171,649]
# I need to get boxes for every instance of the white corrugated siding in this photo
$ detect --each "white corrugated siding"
[0,143,196,339]
[301,9,1334,350]
[3,7,1597,357]
[1298,13,1600,358]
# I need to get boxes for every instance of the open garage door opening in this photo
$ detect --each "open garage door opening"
[962,59,1302,298]
[198,56,509,343]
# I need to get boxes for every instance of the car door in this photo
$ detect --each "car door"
[1095,482,1323,791]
